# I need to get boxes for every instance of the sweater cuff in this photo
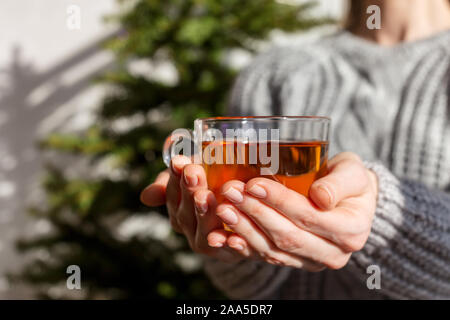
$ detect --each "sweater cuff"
[360,160,406,259]
[348,160,450,299]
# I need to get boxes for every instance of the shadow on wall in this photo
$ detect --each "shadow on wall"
[0,30,119,298]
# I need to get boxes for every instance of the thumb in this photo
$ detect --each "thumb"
[309,153,369,210]
[140,169,170,207]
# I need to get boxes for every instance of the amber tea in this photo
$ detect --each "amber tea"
[202,140,328,201]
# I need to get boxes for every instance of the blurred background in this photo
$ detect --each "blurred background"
[0,0,345,299]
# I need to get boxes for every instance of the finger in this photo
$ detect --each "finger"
[310,153,369,210]
[207,229,229,248]
[216,199,323,271]
[170,155,192,176]
[140,170,170,207]
[221,181,349,269]
[226,233,256,258]
[166,156,192,211]
[244,177,361,243]
[166,156,192,232]
[177,164,208,242]
[193,189,222,250]
[205,228,255,259]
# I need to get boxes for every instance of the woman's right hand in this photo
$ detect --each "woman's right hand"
[140,155,252,263]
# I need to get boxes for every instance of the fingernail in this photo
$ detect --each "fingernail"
[209,242,223,248]
[184,172,198,187]
[316,184,333,207]
[194,199,208,215]
[217,207,238,225]
[222,187,243,203]
[247,184,267,198]
[231,244,244,251]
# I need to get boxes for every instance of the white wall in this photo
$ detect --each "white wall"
[0,0,345,298]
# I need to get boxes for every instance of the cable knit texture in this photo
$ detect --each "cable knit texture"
[202,30,450,299]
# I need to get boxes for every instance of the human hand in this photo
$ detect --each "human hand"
[140,155,254,263]
[208,152,378,271]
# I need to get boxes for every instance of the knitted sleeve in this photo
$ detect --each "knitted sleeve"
[347,161,450,299]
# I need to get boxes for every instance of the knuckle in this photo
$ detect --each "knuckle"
[340,235,367,252]
[248,202,266,217]
[301,210,319,229]
[274,233,302,252]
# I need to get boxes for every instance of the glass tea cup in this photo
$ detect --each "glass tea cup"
[163,116,330,203]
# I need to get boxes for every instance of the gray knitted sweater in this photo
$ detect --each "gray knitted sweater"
[203,30,450,300]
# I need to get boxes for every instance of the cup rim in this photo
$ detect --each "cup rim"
[198,116,330,122]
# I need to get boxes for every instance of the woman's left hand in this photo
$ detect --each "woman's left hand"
[207,152,379,271]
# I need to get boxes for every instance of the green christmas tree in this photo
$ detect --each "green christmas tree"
[13,0,331,299]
